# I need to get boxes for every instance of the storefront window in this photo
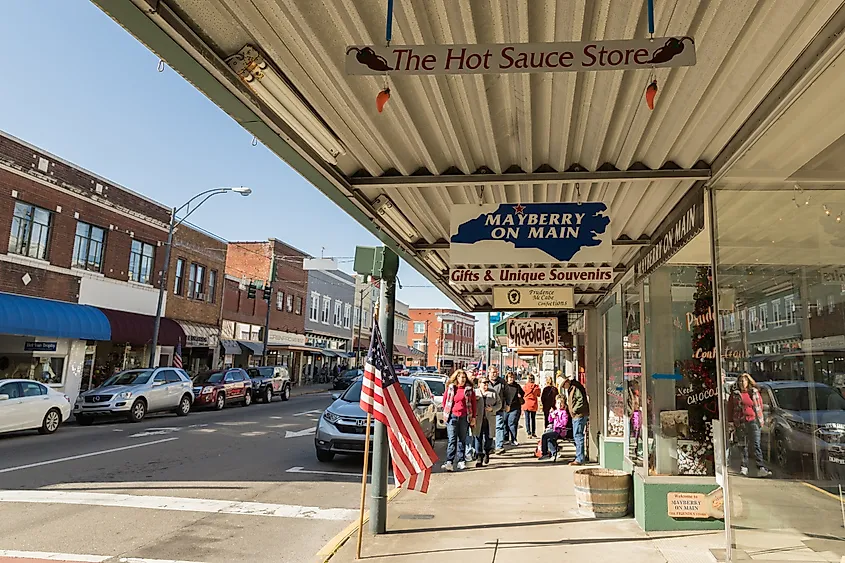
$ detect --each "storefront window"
[0,355,65,385]
[623,279,643,464]
[605,297,624,438]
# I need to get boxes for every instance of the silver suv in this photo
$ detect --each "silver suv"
[74,368,194,425]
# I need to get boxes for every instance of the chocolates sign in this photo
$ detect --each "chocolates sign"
[507,317,558,349]
[346,38,696,75]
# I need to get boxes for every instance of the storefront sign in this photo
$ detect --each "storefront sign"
[634,189,705,283]
[346,38,696,75]
[493,287,575,310]
[450,267,613,286]
[24,342,57,352]
[507,317,558,349]
[267,330,307,347]
[185,335,209,348]
[450,203,611,265]
[667,488,724,520]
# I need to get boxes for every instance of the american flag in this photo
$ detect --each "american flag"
[173,342,183,369]
[360,324,437,493]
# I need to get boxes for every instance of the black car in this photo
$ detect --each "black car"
[246,366,292,403]
[333,369,363,390]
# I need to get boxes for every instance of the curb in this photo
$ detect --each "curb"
[316,487,403,562]
[291,387,332,398]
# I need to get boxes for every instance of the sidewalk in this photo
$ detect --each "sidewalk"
[291,382,334,398]
[328,426,722,563]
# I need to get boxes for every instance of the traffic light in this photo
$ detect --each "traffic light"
[247,283,256,299]
[263,285,272,301]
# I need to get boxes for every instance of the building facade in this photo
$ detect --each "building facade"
[408,308,476,372]
[305,269,355,379]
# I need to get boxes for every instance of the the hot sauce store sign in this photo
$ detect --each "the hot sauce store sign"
[346,37,695,75]
[507,318,558,349]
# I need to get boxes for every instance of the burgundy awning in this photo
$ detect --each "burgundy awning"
[97,308,185,346]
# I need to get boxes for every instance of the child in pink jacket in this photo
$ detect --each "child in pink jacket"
[538,396,569,462]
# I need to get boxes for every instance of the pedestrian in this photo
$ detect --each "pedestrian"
[502,371,525,446]
[441,369,476,472]
[522,374,541,439]
[727,373,772,478]
[487,366,508,454]
[541,375,559,429]
[538,396,569,462]
[562,377,589,465]
[472,376,501,467]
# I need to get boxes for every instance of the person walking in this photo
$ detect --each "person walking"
[441,370,476,472]
[538,396,569,462]
[487,367,507,454]
[562,377,589,465]
[727,373,772,478]
[472,376,501,467]
[522,374,542,439]
[540,375,559,429]
[502,371,525,446]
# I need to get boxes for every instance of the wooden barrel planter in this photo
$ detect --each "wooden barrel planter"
[573,468,632,518]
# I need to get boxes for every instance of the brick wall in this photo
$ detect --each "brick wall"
[165,224,227,326]
[0,261,79,302]
[409,309,476,367]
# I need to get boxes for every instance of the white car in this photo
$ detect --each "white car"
[0,379,72,435]
[415,374,447,436]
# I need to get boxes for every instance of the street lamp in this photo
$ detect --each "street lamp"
[148,187,252,367]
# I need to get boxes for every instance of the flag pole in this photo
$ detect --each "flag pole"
[356,301,379,559]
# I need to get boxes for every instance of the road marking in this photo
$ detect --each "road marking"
[803,481,845,502]
[240,431,267,437]
[129,427,180,438]
[0,438,179,474]
[214,421,256,426]
[269,416,283,420]
[112,429,124,432]
[193,428,217,433]
[0,550,205,563]
[287,466,395,483]
[119,558,204,563]
[284,427,316,438]
[187,423,208,428]
[0,490,358,521]
[293,410,323,417]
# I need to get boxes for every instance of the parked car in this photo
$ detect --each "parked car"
[0,379,72,435]
[315,376,437,462]
[425,366,438,373]
[757,381,845,476]
[413,374,447,436]
[333,369,363,390]
[393,364,409,376]
[247,366,292,402]
[75,368,194,424]
[192,368,253,410]
[407,366,425,374]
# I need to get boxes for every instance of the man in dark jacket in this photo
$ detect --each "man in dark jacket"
[487,367,507,453]
[562,377,589,465]
[501,371,525,446]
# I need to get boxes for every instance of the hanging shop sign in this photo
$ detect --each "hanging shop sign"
[450,266,613,286]
[493,286,575,310]
[634,189,705,283]
[667,489,724,520]
[507,317,558,349]
[346,37,695,76]
[450,203,611,265]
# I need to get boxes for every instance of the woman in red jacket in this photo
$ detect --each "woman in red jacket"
[441,370,477,472]
[522,374,542,439]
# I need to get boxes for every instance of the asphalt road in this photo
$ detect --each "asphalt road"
[0,389,389,563]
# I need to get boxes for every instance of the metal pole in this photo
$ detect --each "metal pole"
[149,207,175,368]
[261,253,275,367]
[371,276,395,534]
[356,288,365,367]
[424,319,429,367]
[486,312,492,372]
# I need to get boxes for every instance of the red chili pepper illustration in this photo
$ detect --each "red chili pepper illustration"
[648,37,694,65]
[376,88,391,113]
[346,47,393,72]
[645,80,658,110]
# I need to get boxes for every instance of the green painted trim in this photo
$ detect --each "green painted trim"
[91,0,467,308]
[601,437,625,471]
[633,471,724,532]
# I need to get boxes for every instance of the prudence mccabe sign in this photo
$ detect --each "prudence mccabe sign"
[346,37,696,75]
[493,287,575,310]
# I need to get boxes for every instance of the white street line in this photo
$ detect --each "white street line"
[284,427,316,438]
[0,438,179,474]
[112,429,124,432]
[193,428,217,433]
[292,409,323,417]
[269,416,283,420]
[0,549,108,561]
[129,427,180,438]
[240,431,267,437]
[119,558,205,563]
[214,421,256,426]
[0,490,358,521]
[286,466,395,483]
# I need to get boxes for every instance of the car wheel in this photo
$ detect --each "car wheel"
[264,386,273,404]
[243,392,252,407]
[281,384,291,401]
[176,394,192,416]
[39,408,62,435]
[215,392,226,410]
[775,432,791,470]
[128,399,147,423]
[76,414,94,426]
[316,448,335,462]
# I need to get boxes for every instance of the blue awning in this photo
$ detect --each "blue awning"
[0,292,110,341]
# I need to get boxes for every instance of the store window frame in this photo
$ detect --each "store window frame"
[72,221,106,272]
[129,239,155,285]
[9,201,52,260]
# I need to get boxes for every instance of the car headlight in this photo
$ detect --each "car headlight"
[323,410,340,424]
[117,391,133,399]
[202,386,214,394]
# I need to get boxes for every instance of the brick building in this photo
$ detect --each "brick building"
[222,239,309,379]
[408,309,477,372]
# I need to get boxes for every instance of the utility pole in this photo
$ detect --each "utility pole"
[423,319,429,367]
[261,252,275,367]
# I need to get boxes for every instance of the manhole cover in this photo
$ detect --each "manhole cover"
[397,514,435,520]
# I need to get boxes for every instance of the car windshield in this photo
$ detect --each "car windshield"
[341,380,412,402]
[194,372,225,384]
[424,380,445,396]
[342,369,362,379]
[102,370,153,386]
[772,385,845,411]
[247,368,271,378]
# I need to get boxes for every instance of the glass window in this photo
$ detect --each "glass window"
[772,299,781,327]
[153,372,167,383]
[310,292,319,321]
[72,222,106,272]
[758,304,768,330]
[276,290,284,311]
[194,264,205,299]
[174,259,185,295]
[164,370,181,384]
[296,296,302,315]
[287,294,294,313]
[334,300,342,326]
[444,322,454,334]
[0,382,22,398]
[208,270,217,303]
[414,321,425,334]
[748,307,758,332]
[444,340,454,355]
[21,381,47,396]
[623,279,643,466]
[785,294,796,325]
[0,356,65,385]
[9,201,51,260]
[322,296,331,324]
[344,303,352,329]
[129,240,155,284]
[828,294,836,314]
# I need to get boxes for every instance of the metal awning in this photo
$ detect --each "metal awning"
[175,320,219,348]
[93,1,845,310]
[320,349,338,358]
[220,339,242,355]
[238,341,265,356]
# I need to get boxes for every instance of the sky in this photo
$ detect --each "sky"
[0,1,490,343]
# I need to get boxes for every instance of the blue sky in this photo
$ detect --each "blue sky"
[0,1,490,340]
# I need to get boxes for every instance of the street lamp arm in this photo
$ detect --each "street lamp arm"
[173,191,226,228]
[174,188,230,215]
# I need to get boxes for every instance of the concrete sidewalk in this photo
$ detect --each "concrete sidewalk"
[291,382,333,397]
[329,428,722,563]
